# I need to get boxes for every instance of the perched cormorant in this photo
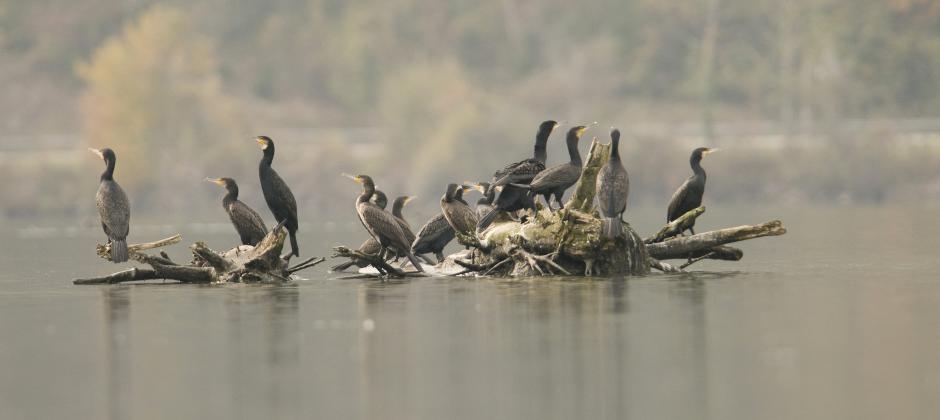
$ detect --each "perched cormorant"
[256,136,300,257]
[331,190,389,272]
[515,125,588,210]
[207,177,268,246]
[477,120,558,230]
[391,196,416,240]
[666,147,717,235]
[412,188,465,264]
[491,120,559,186]
[346,174,424,272]
[441,183,478,241]
[595,129,629,239]
[411,214,455,264]
[90,148,130,263]
[469,182,495,220]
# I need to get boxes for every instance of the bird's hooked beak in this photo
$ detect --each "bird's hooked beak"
[255,137,269,150]
[404,196,416,206]
[462,181,487,194]
[205,177,225,186]
[703,148,720,156]
[342,173,364,184]
[575,126,589,137]
[88,148,104,159]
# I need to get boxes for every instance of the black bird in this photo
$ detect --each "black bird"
[666,147,718,235]
[441,183,479,243]
[90,148,130,263]
[346,174,424,272]
[411,214,455,264]
[491,120,559,186]
[412,188,466,264]
[468,182,495,220]
[595,129,629,239]
[515,125,588,210]
[332,190,389,272]
[478,120,558,230]
[206,177,268,246]
[256,136,300,257]
[391,195,417,246]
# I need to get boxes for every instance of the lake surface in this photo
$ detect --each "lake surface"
[1,205,939,420]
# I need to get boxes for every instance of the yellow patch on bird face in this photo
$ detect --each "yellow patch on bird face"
[575,126,588,137]
[403,196,416,205]
[703,148,719,156]
[255,137,269,149]
[206,177,225,186]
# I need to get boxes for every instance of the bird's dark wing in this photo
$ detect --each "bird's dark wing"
[359,203,409,249]
[492,159,545,186]
[359,238,383,255]
[667,177,693,222]
[413,213,454,250]
[229,200,268,242]
[529,163,581,192]
[443,201,479,236]
[263,168,298,223]
[96,180,130,239]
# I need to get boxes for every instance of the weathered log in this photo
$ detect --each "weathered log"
[330,246,424,278]
[469,139,650,276]
[76,226,322,285]
[648,258,684,273]
[646,220,786,260]
[644,207,706,243]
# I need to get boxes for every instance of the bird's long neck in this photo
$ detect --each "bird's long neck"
[358,184,375,205]
[691,155,705,176]
[392,201,405,218]
[100,158,115,181]
[223,186,238,205]
[260,147,274,168]
[533,130,550,163]
[609,136,621,163]
[567,136,582,166]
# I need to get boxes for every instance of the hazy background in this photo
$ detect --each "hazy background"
[2,0,940,228]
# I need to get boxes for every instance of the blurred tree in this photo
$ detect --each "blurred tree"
[77,5,243,209]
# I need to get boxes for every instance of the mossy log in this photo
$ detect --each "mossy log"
[74,225,323,285]
[437,138,787,277]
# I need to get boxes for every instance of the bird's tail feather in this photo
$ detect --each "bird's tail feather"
[289,230,300,257]
[477,208,500,232]
[601,217,623,239]
[111,239,128,263]
[406,251,425,273]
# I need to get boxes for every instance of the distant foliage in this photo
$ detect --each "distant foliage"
[77,5,243,206]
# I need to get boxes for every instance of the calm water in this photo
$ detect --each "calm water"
[1,206,939,420]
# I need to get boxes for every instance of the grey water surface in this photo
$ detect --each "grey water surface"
[1,206,939,420]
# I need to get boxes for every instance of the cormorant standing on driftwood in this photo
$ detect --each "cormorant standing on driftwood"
[331,190,389,272]
[346,174,424,272]
[441,183,478,242]
[477,120,559,230]
[595,129,629,239]
[514,125,588,210]
[206,177,267,246]
[412,188,466,264]
[90,148,130,263]
[256,136,300,257]
[667,147,717,235]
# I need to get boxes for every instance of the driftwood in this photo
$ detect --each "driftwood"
[330,246,425,278]
[427,138,787,277]
[646,220,786,260]
[74,225,323,285]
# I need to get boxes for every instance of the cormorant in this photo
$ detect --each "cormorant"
[256,136,300,257]
[345,174,424,272]
[515,125,588,210]
[666,147,717,235]
[595,129,629,239]
[391,195,416,244]
[477,120,558,230]
[441,183,478,241]
[331,189,389,272]
[411,214,455,264]
[412,187,465,264]
[207,177,268,246]
[90,148,130,263]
